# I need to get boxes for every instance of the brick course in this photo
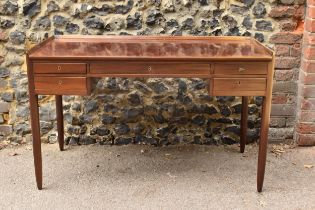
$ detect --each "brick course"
[296,0,315,145]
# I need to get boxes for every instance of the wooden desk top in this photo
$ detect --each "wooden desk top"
[28,35,273,61]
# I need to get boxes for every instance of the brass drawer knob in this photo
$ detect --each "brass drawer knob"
[238,67,246,72]
[148,66,152,72]
[57,65,62,71]
[58,80,63,85]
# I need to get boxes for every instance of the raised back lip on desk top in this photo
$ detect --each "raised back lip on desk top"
[28,35,274,61]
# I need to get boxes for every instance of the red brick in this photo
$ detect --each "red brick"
[275,57,300,69]
[301,59,315,73]
[300,111,315,122]
[308,0,315,6]
[271,104,295,116]
[275,44,290,56]
[0,102,10,113]
[294,5,305,19]
[291,43,302,57]
[296,133,315,146]
[0,125,12,136]
[0,32,8,41]
[269,32,303,44]
[269,6,295,18]
[305,18,315,32]
[303,32,315,45]
[280,20,297,32]
[275,70,294,81]
[297,122,315,134]
[303,46,315,59]
[272,94,288,104]
[308,6,315,18]
[304,73,315,85]
[301,98,315,110]
[303,85,315,97]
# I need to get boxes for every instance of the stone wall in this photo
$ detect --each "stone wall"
[0,0,306,147]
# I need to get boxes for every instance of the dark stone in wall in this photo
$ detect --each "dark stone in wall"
[243,0,255,7]
[1,92,14,102]
[85,100,98,114]
[9,31,25,45]
[0,68,9,78]
[53,15,68,27]
[256,20,272,31]
[34,16,51,30]
[23,0,40,18]
[182,18,194,30]
[222,15,238,29]
[0,19,15,29]
[0,1,18,15]
[93,4,113,16]
[146,9,163,26]
[96,126,110,136]
[253,2,266,18]
[199,0,209,6]
[166,19,179,29]
[230,5,247,15]
[83,15,105,29]
[115,0,133,14]
[242,16,252,30]
[46,1,60,14]
[66,23,80,34]
[115,123,130,135]
[255,33,264,42]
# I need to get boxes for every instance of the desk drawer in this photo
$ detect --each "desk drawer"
[90,63,211,77]
[34,76,88,95]
[33,63,86,74]
[213,62,267,75]
[212,78,266,96]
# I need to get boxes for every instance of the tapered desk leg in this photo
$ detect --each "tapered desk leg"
[29,93,42,190]
[240,96,248,153]
[56,95,64,151]
[257,96,271,192]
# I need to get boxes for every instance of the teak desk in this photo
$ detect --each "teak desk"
[26,35,274,192]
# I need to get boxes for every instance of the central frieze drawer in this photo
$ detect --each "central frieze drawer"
[90,63,211,77]
[33,63,87,74]
[213,62,268,75]
[34,76,88,95]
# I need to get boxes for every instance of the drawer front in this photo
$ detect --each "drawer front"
[34,77,88,95]
[90,62,211,77]
[212,78,266,96]
[33,63,87,74]
[214,62,268,75]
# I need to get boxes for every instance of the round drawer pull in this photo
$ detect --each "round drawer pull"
[58,80,63,85]
[148,66,152,72]
[236,81,241,86]
[57,65,62,71]
[238,67,246,72]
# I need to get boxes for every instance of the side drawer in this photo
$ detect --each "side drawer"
[213,62,268,75]
[34,76,88,95]
[90,62,211,77]
[212,78,266,96]
[33,63,87,74]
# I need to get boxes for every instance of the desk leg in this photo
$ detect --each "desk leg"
[56,95,64,151]
[29,93,42,190]
[257,96,271,192]
[240,96,248,153]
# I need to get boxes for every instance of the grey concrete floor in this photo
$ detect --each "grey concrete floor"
[0,143,314,210]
